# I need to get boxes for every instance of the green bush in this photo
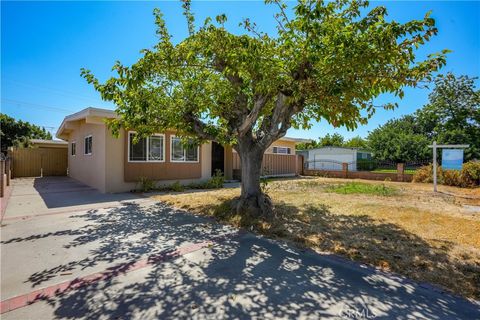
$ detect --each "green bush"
[205,169,225,189]
[442,170,462,187]
[170,181,185,192]
[412,161,480,187]
[460,161,480,187]
[137,176,155,192]
[412,164,443,184]
[357,159,377,171]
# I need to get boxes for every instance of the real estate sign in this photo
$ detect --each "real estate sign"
[442,149,464,170]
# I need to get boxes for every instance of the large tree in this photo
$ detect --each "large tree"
[415,73,480,160]
[0,113,52,154]
[82,0,447,217]
[367,115,430,162]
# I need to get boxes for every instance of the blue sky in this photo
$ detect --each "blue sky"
[2,1,479,140]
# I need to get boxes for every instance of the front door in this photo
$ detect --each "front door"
[211,142,224,176]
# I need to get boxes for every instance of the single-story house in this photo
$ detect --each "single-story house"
[29,139,68,149]
[56,107,307,193]
[303,146,372,171]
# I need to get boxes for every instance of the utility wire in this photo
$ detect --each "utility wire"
[1,98,77,113]
[3,79,103,103]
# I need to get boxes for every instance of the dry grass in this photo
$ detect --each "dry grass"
[153,177,480,300]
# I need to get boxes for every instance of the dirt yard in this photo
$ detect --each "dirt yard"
[154,177,480,300]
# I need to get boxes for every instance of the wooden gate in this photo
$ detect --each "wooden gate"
[9,148,68,178]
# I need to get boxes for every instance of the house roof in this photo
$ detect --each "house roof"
[56,107,312,144]
[30,139,68,145]
[278,137,312,144]
[56,107,117,140]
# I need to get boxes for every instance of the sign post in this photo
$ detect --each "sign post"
[428,142,469,192]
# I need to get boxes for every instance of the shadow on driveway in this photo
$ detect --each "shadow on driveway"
[2,201,479,319]
[4,177,143,218]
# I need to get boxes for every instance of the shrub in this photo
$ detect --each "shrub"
[412,161,480,187]
[412,164,443,183]
[137,176,155,192]
[442,170,462,187]
[205,169,225,189]
[460,161,480,187]
[170,181,185,192]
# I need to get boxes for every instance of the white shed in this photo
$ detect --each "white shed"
[306,147,372,171]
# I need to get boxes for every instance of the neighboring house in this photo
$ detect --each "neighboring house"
[29,139,68,149]
[304,146,372,171]
[56,107,308,193]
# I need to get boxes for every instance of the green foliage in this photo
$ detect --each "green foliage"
[442,170,462,187]
[81,0,446,201]
[205,169,225,189]
[137,176,155,192]
[460,161,480,187]
[325,182,397,196]
[412,164,442,183]
[367,116,430,162]
[318,133,345,147]
[412,161,480,187]
[170,181,185,192]
[357,158,377,171]
[297,134,367,150]
[0,113,52,153]
[415,73,480,160]
[368,73,479,162]
[344,136,368,148]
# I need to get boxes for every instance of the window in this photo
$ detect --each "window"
[84,136,92,155]
[128,132,165,162]
[171,136,199,162]
[272,146,291,155]
[71,142,76,156]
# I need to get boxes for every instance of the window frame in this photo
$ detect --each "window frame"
[170,135,200,163]
[127,131,165,163]
[272,146,291,155]
[84,135,92,155]
[71,141,76,156]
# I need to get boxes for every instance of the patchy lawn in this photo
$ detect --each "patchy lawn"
[325,181,398,196]
[153,177,480,300]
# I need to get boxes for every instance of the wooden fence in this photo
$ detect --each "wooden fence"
[232,153,303,179]
[0,157,12,198]
[9,147,68,178]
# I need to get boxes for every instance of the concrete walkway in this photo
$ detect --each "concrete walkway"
[2,176,145,219]
[1,178,479,319]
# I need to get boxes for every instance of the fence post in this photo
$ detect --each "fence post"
[5,158,11,186]
[397,163,405,182]
[0,160,5,198]
[342,162,349,178]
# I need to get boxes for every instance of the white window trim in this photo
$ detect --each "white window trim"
[170,135,200,163]
[271,146,292,155]
[84,135,92,156]
[127,131,166,163]
[71,141,76,156]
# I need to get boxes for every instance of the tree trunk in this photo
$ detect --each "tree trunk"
[236,146,273,219]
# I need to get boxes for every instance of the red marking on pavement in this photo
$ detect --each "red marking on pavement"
[0,232,238,314]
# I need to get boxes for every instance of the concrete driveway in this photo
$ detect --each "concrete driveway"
[1,177,479,319]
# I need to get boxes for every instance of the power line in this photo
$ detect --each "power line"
[1,98,77,114]
[3,79,103,103]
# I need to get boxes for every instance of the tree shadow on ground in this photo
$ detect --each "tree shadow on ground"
[2,200,479,319]
[270,202,480,300]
